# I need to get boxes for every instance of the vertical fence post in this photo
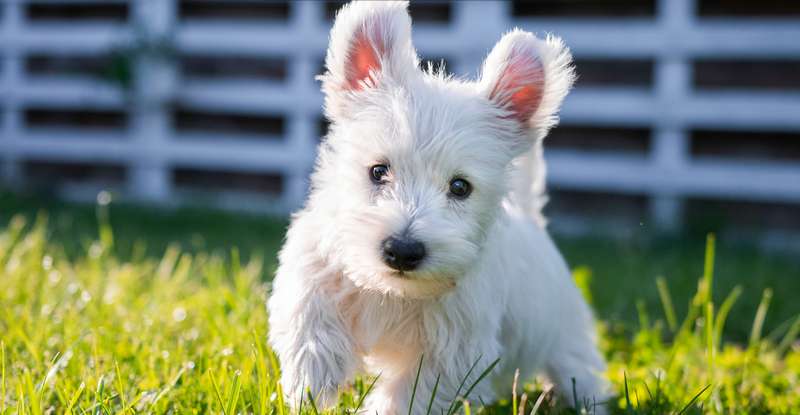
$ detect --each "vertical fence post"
[1,0,23,188]
[283,1,321,211]
[651,0,693,230]
[452,1,507,76]
[129,0,176,202]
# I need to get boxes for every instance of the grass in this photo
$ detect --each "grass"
[1,192,799,413]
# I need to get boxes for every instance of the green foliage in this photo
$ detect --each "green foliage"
[604,236,800,414]
[0,200,798,414]
[1,214,277,413]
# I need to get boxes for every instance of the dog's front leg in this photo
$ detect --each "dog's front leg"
[268,244,357,408]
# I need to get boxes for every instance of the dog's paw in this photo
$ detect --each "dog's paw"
[279,343,352,409]
[362,392,400,415]
[282,372,340,409]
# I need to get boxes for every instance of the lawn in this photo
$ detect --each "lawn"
[1,191,799,414]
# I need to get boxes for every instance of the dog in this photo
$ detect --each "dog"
[267,1,608,413]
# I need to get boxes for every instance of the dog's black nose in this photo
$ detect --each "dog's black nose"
[381,236,426,271]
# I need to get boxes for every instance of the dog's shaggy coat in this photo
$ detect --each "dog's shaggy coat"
[268,1,608,413]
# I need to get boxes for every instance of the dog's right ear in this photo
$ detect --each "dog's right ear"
[320,1,418,120]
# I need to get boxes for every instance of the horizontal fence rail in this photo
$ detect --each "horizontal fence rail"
[1,0,799,232]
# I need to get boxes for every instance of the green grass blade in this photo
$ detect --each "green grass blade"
[703,234,716,304]
[447,357,500,415]
[114,361,130,415]
[677,384,711,415]
[267,350,286,415]
[656,277,678,332]
[148,367,186,411]
[765,314,800,344]
[623,372,633,415]
[654,371,663,411]
[637,300,650,330]
[96,195,114,251]
[250,333,269,415]
[408,355,424,415]
[22,371,41,415]
[17,382,25,415]
[1,340,5,413]
[714,286,742,346]
[778,315,800,355]
[425,374,441,415]
[571,377,580,412]
[676,235,716,340]
[93,375,105,415]
[306,387,319,415]
[275,382,286,415]
[226,372,242,415]
[208,370,227,415]
[66,382,86,415]
[354,374,380,414]
[749,289,773,349]
[705,302,715,376]
[444,356,482,415]
[297,386,304,415]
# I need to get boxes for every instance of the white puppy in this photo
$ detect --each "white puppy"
[268,1,608,413]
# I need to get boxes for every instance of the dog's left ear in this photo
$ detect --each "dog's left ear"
[479,29,575,140]
[321,1,419,120]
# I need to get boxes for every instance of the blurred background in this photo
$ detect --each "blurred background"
[1,0,799,337]
[1,0,800,246]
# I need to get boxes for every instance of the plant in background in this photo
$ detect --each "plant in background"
[102,24,177,94]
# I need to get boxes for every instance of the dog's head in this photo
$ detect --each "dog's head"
[312,1,574,298]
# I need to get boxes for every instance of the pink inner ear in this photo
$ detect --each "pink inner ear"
[345,27,383,90]
[490,51,545,124]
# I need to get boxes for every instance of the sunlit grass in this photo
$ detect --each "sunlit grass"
[1,205,798,414]
[600,236,800,414]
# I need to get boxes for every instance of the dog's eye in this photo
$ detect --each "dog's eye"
[370,164,389,184]
[448,178,471,199]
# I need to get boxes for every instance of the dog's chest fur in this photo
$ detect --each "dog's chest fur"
[334,279,426,351]
[327,272,478,369]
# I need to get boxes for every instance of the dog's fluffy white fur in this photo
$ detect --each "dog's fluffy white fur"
[267,1,608,413]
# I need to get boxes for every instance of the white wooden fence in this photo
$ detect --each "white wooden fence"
[1,0,799,230]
